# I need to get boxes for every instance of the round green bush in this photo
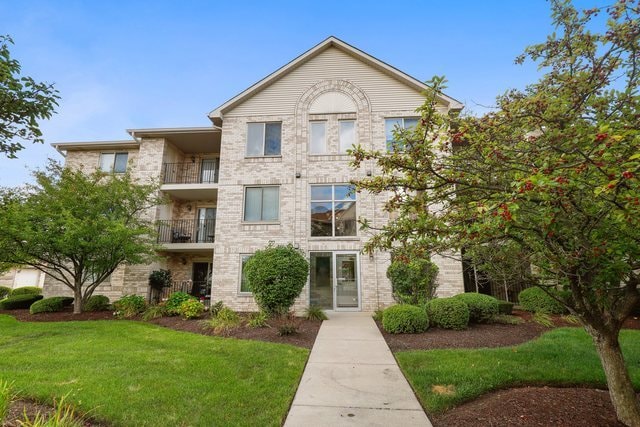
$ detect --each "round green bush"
[453,293,499,323]
[426,298,470,330]
[382,305,429,334]
[84,295,110,312]
[165,291,197,315]
[113,295,146,318]
[178,299,205,319]
[0,294,44,310]
[10,286,42,296]
[0,286,11,299]
[518,287,566,314]
[29,296,74,314]
[244,244,309,315]
[386,257,439,305]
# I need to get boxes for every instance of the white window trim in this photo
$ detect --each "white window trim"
[309,120,327,155]
[385,117,419,152]
[338,119,357,154]
[245,122,282,158]
[309,184,357,238]
[99,152,128,173]
[242,185,281,223]
[238,253,253,295]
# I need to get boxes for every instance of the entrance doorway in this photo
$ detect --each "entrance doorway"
[192,262,212,301]
[309,251,360,311]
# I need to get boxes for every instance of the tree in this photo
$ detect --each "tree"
[351,1,640,424]
[0,35,59,158]
[0,162,160,313]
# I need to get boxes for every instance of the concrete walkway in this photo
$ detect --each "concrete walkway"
[285,312,432,426]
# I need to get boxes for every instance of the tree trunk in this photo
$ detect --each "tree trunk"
[73,287,82,314]
[590,329,640,426]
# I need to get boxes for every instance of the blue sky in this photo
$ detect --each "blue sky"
[0,0,603,186]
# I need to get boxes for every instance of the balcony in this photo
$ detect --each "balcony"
[156,219,215,251]
[160,160,219,200]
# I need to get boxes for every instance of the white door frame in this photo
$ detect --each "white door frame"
[331,251,361,312]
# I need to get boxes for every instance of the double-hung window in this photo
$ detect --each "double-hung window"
[310,184,356,237]
[339,120,356,154]
[100,152,128,173]
[309,121,326,154]
[246,122,282,156]
[385,118,419,152]
[243,186,279,222]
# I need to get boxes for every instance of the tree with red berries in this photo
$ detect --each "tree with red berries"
[352,0,640,424]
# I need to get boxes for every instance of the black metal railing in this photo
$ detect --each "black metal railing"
[151,280,211,307]
[156,219,215,244]
[162,159,219,184]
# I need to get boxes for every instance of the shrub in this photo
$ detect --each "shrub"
[210,300,224,317]
[113,295,146,318]
[165,291,196,315]
[372,308,384,322]
[148,269,172,290]
[0,294,43,310]
[497,300,514,315]
[518,287,566,314]
[29,296,74,314]
[304,305,328,321]
[387,257,439,305]
[426,298,470,330]
[243,244,309,315]
[0,286,10,299]
[278,323,298,336]
[10,286,42,296]
[142,304,168,321]
[491,314,524,325]
[382,305,429,334]
[205,307,241,334]
[178,299,205,319]
[533,311,554,327]
[454,293,499,323]
[84,295,110,312]
[247,311,269,328]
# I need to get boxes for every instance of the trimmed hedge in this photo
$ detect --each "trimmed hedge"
[386,257,439,305]
[10,286,42,296]
[454,293,499,323]
[426,298,470,330]
[0,286,10,299]
[382,305,429,334]
[30,296,74,314]
[518,287,566,314]
[497,300,514,315]
[0,294,44,310]
[84,295,110,312]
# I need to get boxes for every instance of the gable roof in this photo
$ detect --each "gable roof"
[208,36,463,120]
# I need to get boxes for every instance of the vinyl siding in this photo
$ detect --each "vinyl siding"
[224,46,430,117]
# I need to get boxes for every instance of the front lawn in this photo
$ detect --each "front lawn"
[0,314,308,426]
[396,327,640,414]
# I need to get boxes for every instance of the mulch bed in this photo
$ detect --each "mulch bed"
[3,398,107,427]
[149,314,321,349]
[376,310,640,427]
[432,387,632,427]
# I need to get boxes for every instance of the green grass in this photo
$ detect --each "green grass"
[396,327,640,414]
[0,314,308,426]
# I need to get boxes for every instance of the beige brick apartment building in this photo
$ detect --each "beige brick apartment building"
[41,37,465,312]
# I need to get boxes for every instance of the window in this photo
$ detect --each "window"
[246,122,281,156]
[239,254,252,293]
[339,120,356,154]
[243,186,279,222]
[385,118,419,152]
[100,153,128,173]
[310,184,356,237]
[309,121,326,154]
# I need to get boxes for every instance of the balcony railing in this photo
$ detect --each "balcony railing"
[157,219,215,244]
[162,159,219,184]
[150,280,211,307]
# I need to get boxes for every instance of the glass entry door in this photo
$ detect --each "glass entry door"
[196,208,216,243]
[310,251,359,311]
